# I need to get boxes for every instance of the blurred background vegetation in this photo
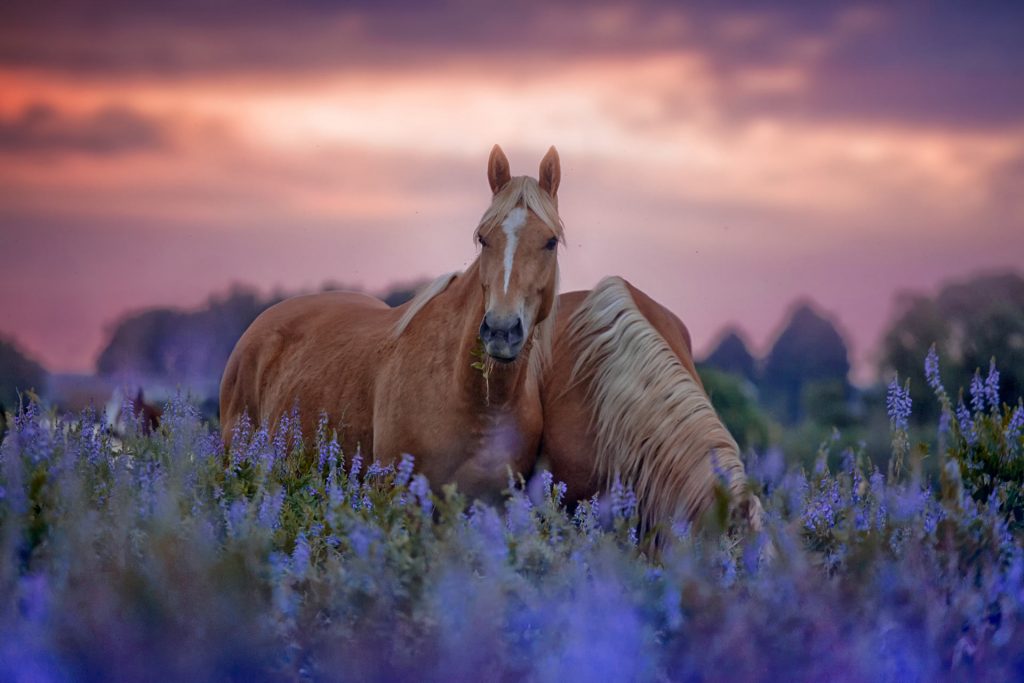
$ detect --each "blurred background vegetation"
[2,269,1023,471]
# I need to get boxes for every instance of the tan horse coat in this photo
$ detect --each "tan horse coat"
[220,147,563,501]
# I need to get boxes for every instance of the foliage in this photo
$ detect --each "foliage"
[0,336,46,411]
[96,285,280,383]
[1,354,1024,680]
[880,271,1024,423]
[697,365,775,452]
[921,345,1024,532]
[701,329,757,383]
[761,302,852,424]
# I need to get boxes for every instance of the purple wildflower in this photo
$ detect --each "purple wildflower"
[327,479,345,510]
[924,345,942,392]
[272,411,291,460]
[938,409,951,436]
[257,487,286,530]
[984,359,1000,410]
[395,454,415,489]
[956,398,977,446]
[970,371,985,414]
[804,479,842,531]
[315,413,340,475]
[409,474,433,515]
[610,474,637,520]
[291,532,311,577]
[225,499,248,537]
[506,492,534,534]
[365,461,393,480]
[348,523,375,559]
[886,377,912,431]
[347,452,364,506]
[1005,402,1023,451]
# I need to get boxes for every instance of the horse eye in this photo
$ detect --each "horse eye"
[478,234,488,248]
[544,237,558,251]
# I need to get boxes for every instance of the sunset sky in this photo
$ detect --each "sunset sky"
[1,1,1022,382]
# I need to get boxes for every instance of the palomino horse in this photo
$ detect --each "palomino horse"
[220,145,564,500]
[541,276,763,538]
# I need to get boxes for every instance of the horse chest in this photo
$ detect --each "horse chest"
[470,411,528,465]
[438,408,540,500]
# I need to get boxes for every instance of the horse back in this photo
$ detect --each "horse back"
[220,291,394,448]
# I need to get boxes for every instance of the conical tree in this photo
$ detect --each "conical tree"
[761,302,851,424]
[702,328,757,383]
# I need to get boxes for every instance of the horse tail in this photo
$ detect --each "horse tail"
[564,276,759,536]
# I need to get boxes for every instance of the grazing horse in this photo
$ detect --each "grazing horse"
[220,145,564,500]
[541,276,763,538]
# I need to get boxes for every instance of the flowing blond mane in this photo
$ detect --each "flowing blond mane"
[473,176,565,243]
[564,276,758,534]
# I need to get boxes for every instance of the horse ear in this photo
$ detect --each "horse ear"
[538,146,560,198]
[488,144,511,194]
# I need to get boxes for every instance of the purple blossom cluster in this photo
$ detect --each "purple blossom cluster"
[0,360,1023,681]
[886,376,912,431]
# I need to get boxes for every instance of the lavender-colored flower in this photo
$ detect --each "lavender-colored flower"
[365,460,393,480]
[804,479,842,531]
[315,413,340,474]
[347,452,364,503]
[956,398,977,446]
[258,487,286,530]
[505,491,534,534]
[395,454,415,489]
[409,474,433,515]
[225,499,248,537]
[970,370,986,414]
[984,359,1000,410]
[938,409,952,437]
[540,469,554,492]
[886,377,912,431]
[924,345,942,392]
[610,473,637,520]
[554,481,567,505]
[272,411,291,460]
[1005,402,1024,451]
[327,478,345,510]
[291,532,311,577]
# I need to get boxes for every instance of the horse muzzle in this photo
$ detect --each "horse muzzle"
[479,313,525,362]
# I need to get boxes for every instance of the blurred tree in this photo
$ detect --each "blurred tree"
[701,328,757,383]
[0,336,47,429]
[97,285,278,385]
[880,271,1024,420]
[697,365,775,452]
[96,279,437,396]
[760,302,851,424]
[801,380,855,429]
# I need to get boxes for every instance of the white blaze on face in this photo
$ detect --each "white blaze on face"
[500,207,527,294]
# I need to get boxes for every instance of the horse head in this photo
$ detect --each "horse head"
[474,145,563,362]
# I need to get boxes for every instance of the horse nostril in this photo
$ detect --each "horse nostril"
[479,320,491,343]
[509,318,524,346]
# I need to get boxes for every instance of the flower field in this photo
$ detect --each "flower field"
[2,350,1024,682]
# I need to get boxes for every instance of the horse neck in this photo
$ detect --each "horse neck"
[445,261,536,409]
